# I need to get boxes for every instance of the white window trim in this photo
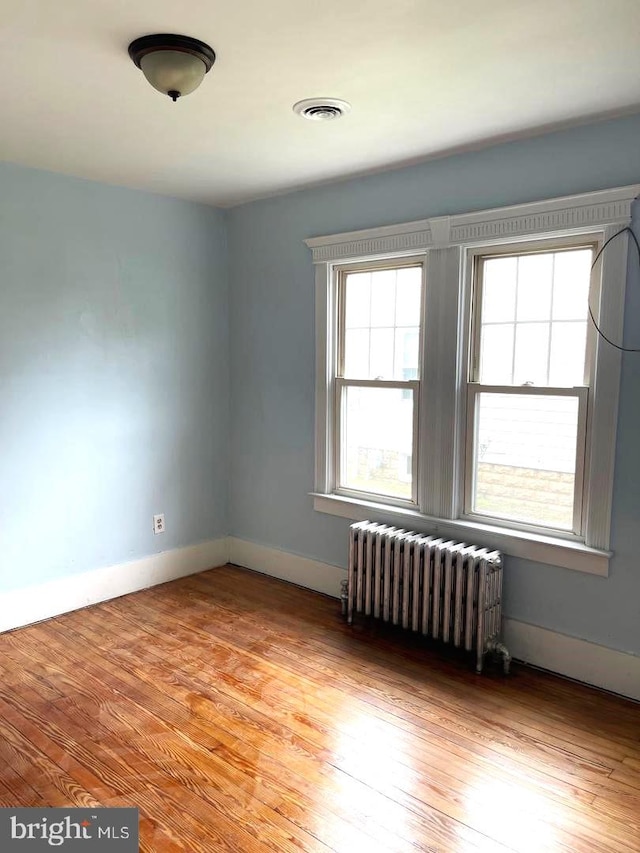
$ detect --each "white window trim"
[306,184,640,577]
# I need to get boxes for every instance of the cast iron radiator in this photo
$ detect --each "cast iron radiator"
[344,520,511,674]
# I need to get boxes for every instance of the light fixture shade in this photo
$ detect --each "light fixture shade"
[129,34,216,102]
[140,51,206,98]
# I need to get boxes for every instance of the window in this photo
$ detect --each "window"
[307,185,638,575]
[335,258,424,504]
[465,243,595,535]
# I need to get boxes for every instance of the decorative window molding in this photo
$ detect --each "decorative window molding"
[306,184,640,575]
[305,185,638,260]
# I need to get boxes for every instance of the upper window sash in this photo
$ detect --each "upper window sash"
[468,238,599,391]
[335,256,425,381]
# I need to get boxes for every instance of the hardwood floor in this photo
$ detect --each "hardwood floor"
[0,564,638,853]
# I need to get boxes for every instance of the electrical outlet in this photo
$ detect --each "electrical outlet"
[153,514,165,535]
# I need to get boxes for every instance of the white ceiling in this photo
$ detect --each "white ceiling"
[1,0,639,207]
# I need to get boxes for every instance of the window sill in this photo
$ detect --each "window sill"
[311,493,610,577]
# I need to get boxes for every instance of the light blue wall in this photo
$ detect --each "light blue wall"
[4,115,639,655]
[0,163,229,592]
[228,114,640,656]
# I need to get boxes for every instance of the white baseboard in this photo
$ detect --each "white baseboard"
[503,618,640,702]
[229,537,346,598]
[0,537,230,633]
[4,535,637,702]
[229,538,639,701]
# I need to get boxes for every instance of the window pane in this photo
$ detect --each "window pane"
[472,392,579,530]
[342,263,422,380]
[344,329,369,378]
[479,324,514,384]
[345,272,371,329]
[552,250,592,320]
[513,323,550,385]
[394,327,420,380]
[549,322,588,386]
[370,269,396,327]
[482,257,517,322]
[369,328,395,379]
[477,246,591,389]
[516,254,553,321]
[395,267,422,326]
[342,385,413,500]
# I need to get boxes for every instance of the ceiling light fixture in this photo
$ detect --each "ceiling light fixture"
[128,34,216,102]
[293,98,351,121]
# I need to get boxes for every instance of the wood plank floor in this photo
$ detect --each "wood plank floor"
[0,564,638,853]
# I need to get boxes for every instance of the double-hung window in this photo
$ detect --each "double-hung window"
[307,185,638,575]
[465,241,595,535]
[335,258,424,505]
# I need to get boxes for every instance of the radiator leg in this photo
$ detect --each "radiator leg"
[486,639,511,675]
[495,642,512,675]
[340,579,351,622]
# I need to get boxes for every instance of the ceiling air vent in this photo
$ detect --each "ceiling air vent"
[293,98,351,121]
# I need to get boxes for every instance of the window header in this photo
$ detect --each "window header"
[304,184,640,263]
